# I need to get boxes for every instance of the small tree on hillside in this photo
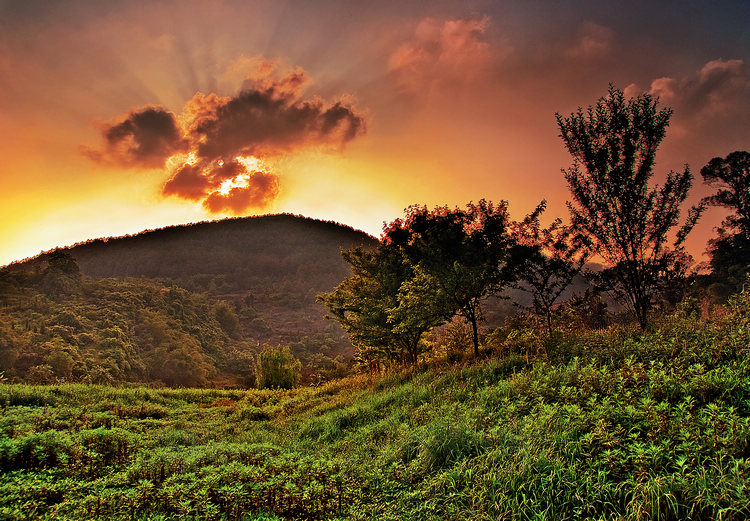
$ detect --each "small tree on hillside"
[318,245,445,367]
[383,200,532,357]
[556,85,703,329]
[515,211,592,336]
[213,301,240,338]
[42,252,82,297]
[255,344,301,389]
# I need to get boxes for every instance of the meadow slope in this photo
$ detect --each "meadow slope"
[1,293,749,520]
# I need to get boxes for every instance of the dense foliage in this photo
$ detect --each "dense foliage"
[0,261,242,387]
[319,244,446,368]
[255,344,302,390]
[383,200,531,357]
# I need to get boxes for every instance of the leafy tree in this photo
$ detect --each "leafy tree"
[383,200,528,357]
[46,349,74,379]
[515,211,592,336]
[556,85,703,329]
[255,344,301,389]
[701,151,750,237]
[319,245,445,366]
[46,251,81,276]
[704,230,750,295]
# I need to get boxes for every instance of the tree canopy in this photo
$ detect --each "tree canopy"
[383,200,528,357]
[318,245,445,367]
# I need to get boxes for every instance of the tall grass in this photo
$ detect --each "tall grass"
[1,293,750,519]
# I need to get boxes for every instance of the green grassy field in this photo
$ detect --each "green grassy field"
[1,294,749,520]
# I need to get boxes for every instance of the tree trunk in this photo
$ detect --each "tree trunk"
[546,310,553,337]
[471,317,480,358]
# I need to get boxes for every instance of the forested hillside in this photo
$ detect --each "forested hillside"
[1,215,378,386]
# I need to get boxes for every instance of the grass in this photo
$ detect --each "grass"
[1,294,750,519]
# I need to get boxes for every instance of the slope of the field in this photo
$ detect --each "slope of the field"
[1,293,748,520]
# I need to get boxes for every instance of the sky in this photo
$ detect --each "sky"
[1,0,750,266]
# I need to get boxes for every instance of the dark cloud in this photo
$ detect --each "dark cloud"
[81,107,188,168]
[190,84,365,161]
[623,58,750,156]
[566,22,614,59]
[162,163,213,201]
[387,16,501,96]
[83,60,366,214]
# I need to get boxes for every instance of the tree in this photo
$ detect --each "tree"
[41,252,82,297]
[254,344,301,389]
[514,212,591,336]
[700,151,750,292]
[704,228,750,295]
[556,85,703,329]
[319,245,445,367]
[701,151,750,238]
[383,200,529,357]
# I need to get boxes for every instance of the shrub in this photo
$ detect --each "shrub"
[255,344,301,390]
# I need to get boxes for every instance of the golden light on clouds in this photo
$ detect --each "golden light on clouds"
[82,58,366,217]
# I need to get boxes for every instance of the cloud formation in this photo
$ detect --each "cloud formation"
[566,22,614,59]
[626,58,750,118]
[81,107,188,168]
[388,15,499,94]
[83,59,366,214]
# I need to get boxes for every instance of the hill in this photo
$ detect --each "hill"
[1,214,378,385]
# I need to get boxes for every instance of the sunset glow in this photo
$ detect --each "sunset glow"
[216,156,269,196]
[1,1,749,265]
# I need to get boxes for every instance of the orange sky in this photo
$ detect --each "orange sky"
[1,0,750,266]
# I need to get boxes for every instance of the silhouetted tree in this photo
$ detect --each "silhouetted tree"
[701,151,750,238]
[705,229,750,295]
[700,151,750,293]
[383,200,530,357]
[41,252,82,296]
[556,85,703,329]
[46,251,81,276]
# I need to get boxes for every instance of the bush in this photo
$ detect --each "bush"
[255,344,301,390]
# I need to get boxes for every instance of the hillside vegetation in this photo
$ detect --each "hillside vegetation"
[1,215,378,386]
[1,292,748,520]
